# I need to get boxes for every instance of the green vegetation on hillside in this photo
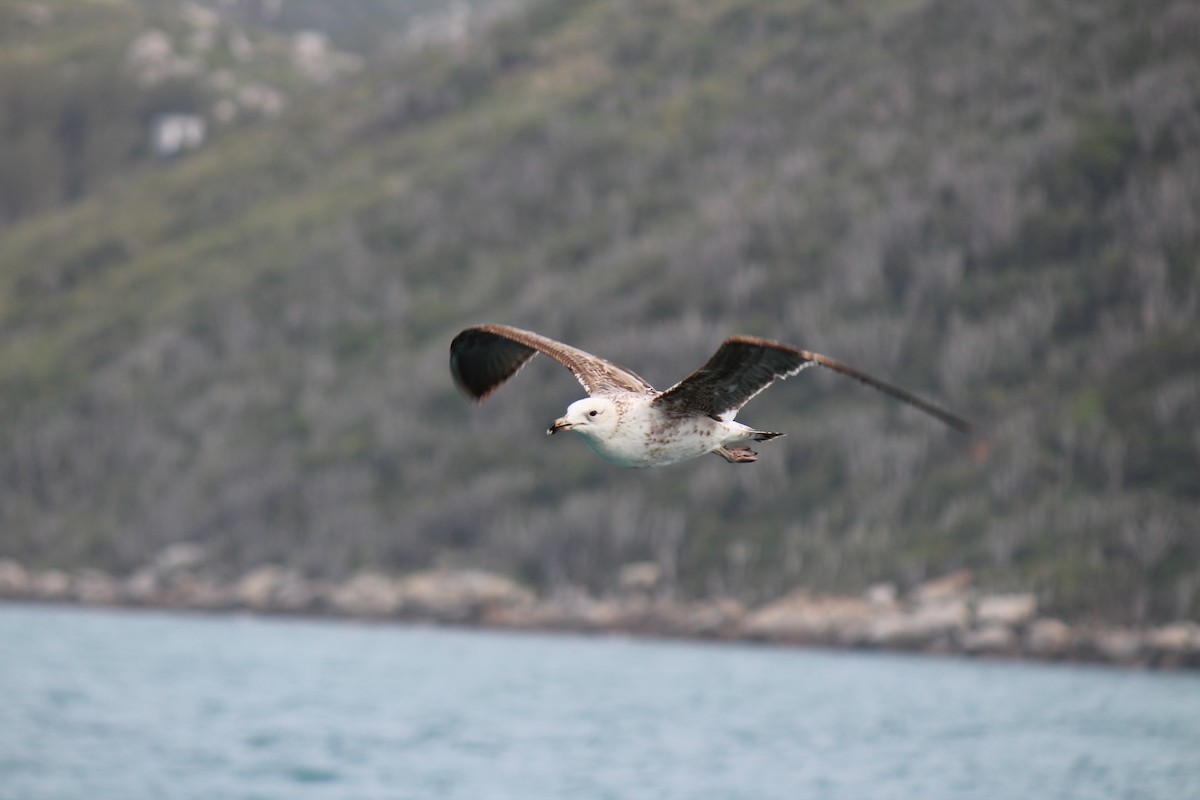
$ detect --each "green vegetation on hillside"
[0,0,1197,624]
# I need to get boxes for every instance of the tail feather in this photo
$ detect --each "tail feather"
[750,430,785,442]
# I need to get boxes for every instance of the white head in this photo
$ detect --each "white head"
[547,397,619,440]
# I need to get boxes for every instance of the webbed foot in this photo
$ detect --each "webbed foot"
[716,446,758,463]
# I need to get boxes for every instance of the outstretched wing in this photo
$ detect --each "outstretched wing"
[653,335,973,434]
[450,324,657,401]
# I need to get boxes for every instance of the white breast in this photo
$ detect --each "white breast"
[575,397,725,468]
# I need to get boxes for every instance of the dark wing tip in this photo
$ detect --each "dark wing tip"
[449,326,537,401]
[922,405,974,436]
[943,412,975,436]
[683,335,977,435]
[451,323,658,398]
[804,351,975,435]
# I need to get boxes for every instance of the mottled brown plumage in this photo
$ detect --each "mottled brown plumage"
[655,335,973,433]
[449,324,972,468]
[450,324,655,400]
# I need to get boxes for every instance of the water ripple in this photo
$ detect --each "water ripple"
[1,605,1198,800]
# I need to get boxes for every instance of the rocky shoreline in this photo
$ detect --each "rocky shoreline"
[2,547,1197,670]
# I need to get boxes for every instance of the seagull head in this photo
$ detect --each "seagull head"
[548,397,618,438]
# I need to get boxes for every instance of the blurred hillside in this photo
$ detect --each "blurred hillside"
[0,0,503,222]
[0,0,1197,624]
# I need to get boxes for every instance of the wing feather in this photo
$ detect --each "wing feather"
[450,324,657,401]
[654,335,973,434]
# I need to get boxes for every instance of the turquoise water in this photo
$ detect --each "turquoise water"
[1,605,1198,799]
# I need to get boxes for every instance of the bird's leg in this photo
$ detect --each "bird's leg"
[715,446,758,463]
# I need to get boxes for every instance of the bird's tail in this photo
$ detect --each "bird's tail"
[749,430,785,442]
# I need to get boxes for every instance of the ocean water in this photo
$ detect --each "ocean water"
[1,605,1198,800]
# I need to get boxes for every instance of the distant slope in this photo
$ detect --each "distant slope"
[0,0,1197,623]
[0,0,495,223]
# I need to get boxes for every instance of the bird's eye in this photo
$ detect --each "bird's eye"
[589,409,599,417]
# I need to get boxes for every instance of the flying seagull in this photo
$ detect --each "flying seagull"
[450,323,972,468]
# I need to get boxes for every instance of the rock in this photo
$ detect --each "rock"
[1145,622,1200,668]
[290,31,361,82]
[72,570,120,605]
[0,560,30,597]
[1145,622,1200,655]
[126,29,174,72]
[236,565,284,611]
[618,562,663,596]
[123,569,161,605]
[570,598,625,630]
[743,591,878,645]
[482,602,535,629]
[328,572,404,618]
[275,576,326,613]
[869,599,970,648]
[976,593,1038,627]
[151,114,206,159]
[169,573,233,610]
[126,29,203,86]
[397,569,534,623]
[236,83,285,117]
[152,543,207,574]
[499,588,620,632]
[608,597,656,630]
[491,593,747,639]
[864,583,898,609]
[913,570,974,604]
[1091,628,1145,663]
[31,569,71,601]
[653,599,746,638]
[961,624,1018,655]
[1025,618,1074,656]
[233,565,319,613]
